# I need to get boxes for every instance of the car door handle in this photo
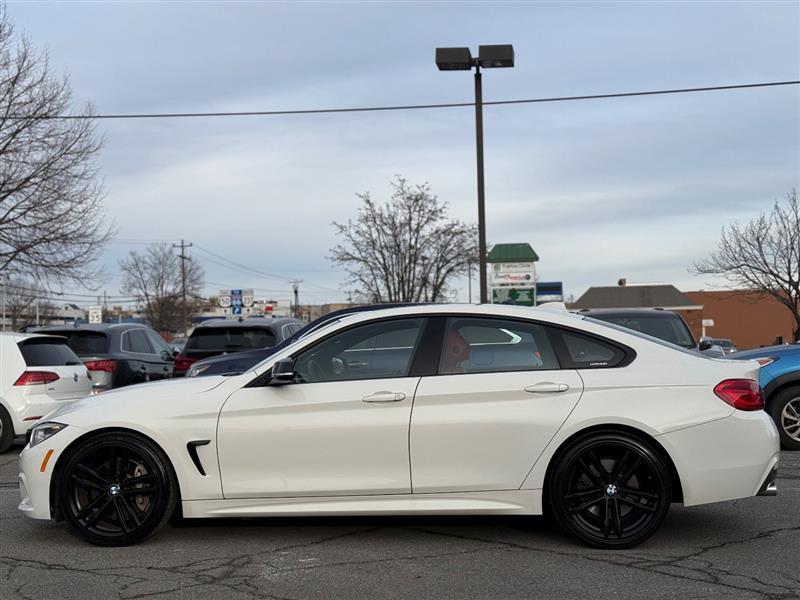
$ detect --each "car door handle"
[524,382,570,394]
[361,391,406,403]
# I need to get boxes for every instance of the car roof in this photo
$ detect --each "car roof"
[577,308,678,319]
[33,323,151,333]
[192,317,301,330]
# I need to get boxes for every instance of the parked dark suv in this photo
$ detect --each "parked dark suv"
[174,317,304,376]
[34,323,176,391]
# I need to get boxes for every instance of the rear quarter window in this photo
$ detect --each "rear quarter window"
[551,328,631,369]
[18,339,82,366]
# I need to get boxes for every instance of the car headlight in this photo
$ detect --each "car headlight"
[29,422,67,448]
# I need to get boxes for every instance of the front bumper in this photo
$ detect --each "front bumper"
[18,424,88,520]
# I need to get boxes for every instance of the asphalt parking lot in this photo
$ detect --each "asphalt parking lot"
[0,448,798,600]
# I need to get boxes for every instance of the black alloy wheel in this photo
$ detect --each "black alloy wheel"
[549,432,672,549]
[57,432,178,546]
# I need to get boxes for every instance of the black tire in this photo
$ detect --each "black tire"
[56,431,178,546]
[769,386,800,451]
[0,406,14,453]
[548,432,672,549]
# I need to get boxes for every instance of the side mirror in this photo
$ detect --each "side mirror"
[698,339,713,351]
[269,358,295,385]
[161,350,174,362]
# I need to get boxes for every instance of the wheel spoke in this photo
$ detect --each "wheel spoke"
[617,495,657,514]
[71,474,105,492]
[76,493,109,520]
[577,456,604,487]
[107,446,120,479]
[601,499,611,538]
[83,497,113,526]
[76,463,108,486]
[567,492,605,514]
[121,473,155,488]
[615,454,642,486]
[611,498,623,538]
[120,486,157,496]
[586,450,609,480]
[620,488,659,502]
[118,496,143,527]
[112,498,133,534]
[609,449,631,483]
[565,488,603,501]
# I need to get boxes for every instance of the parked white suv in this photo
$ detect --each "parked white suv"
[0,332,92,452]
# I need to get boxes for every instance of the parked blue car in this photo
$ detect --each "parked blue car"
[732,343,800,450]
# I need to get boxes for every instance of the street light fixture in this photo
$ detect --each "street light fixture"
[436,44,515,304]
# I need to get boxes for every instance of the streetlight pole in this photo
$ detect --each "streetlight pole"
[436,45,514,305]
[473,66,488,304]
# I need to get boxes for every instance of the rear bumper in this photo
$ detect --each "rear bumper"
[756,466,778,497]
[658,409,780,506]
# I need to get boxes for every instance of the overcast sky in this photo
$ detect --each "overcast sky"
[8,0,800,305]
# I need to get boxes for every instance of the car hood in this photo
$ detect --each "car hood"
[732,344,800,360]
[42,375,229,425]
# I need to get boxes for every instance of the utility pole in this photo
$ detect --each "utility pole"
[173,239,193,329]
[290,280,302,319]
[1,274,6,332]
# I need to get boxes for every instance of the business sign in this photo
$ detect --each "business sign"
[492,287,535,306]
[702,319,715,327]
[536,281,564,303]
[88,305,103,324]
[490,262,535,287]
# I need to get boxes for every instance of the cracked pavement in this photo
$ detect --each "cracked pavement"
[0,448,798,599]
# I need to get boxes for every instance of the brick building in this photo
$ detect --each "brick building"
[685,290,795,349]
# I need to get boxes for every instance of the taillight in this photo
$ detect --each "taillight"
[714,379,764,411]
[174,354,197,372]
[84,360,117,372]
[14,371,60,386]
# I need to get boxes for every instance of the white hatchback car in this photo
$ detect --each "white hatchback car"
[18,304,779,548]
[1,332,92,452]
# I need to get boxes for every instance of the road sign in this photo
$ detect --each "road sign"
[491,287,535,306]
[230,289,243,315]
[88,306,102,324]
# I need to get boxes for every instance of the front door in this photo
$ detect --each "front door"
[217,317,428,498]
[410,316,584,493]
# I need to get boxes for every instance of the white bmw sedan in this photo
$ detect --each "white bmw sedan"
[18,304,779,548]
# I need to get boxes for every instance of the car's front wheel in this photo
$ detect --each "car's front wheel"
[770,386,800,450]
[56,431,178,546]
[548,432,672,549]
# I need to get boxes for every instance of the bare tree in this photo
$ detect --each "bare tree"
[119,243,204,333]
[330,177,478,303]
[0,7,113,285]
[2,276,55,329]
[693,189,800,341]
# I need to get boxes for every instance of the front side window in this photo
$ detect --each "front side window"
[293,318,424,383]
[145,330,173,355]
[439,317,559,374]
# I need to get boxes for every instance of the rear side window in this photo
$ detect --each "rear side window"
[123,330,154,354]
[45,331,108,355]
[18,339,82,366]
[555,330,627,369]
[439,317,560,374]
[186,327,277,351]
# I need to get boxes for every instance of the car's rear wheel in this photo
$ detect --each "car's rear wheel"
[548,432,672,549]
[0,406,14,453]
[770,386,800,450]
[57,431,177,546]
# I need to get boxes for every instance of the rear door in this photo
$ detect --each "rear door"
[410,317,584,493]
[17,337,92,400]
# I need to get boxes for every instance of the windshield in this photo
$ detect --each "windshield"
[589,314,696,349]
[186,327,277,351]
[43,330,109,355]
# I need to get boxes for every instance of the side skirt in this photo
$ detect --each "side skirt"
[182,489,543,519]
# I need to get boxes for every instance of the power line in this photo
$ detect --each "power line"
[12,80,799,120]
